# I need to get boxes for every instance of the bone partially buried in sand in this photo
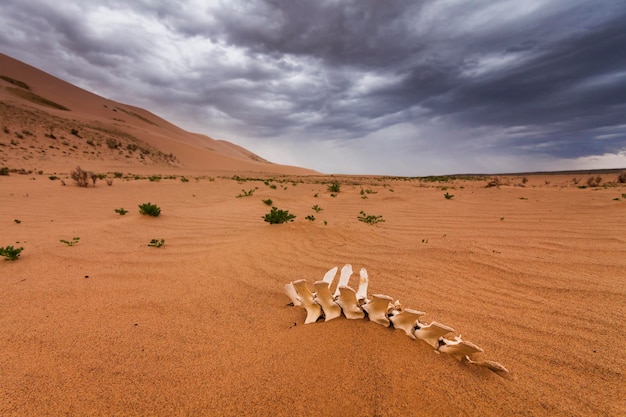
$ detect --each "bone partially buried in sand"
[284,264,508,374]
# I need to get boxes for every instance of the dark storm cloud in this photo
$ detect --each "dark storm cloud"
[0,0,624,174]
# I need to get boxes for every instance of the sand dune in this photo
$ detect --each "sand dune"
[1,172,625,416]
[0,52,315,176]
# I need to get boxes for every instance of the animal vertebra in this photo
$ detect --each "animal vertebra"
[284,264,508,373]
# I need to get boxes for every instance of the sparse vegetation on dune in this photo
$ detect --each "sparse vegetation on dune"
[327,180,341,193]
[357,210,385,225]
[1,75,31,90]
[236,188,256,198]
[263,207,295,224]
[0,100,180,169]
[0,245,23,260]
[586,176,602,187]
[6,87,70,111]
[70,166,91,187]
[139,202,161,217]
[60,237,80,246]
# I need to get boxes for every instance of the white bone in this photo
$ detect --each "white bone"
[332,264,353,299]
[284,282,302,307]
[292,279,322,324]
[362,294,394,327]
[389,308,426,339]
[414,321,455,349]
[355,267,369,303]
[387,300,404,317]
[313,281,342,321]
[335,286,365,319]
[322,266,338,285]
[438,335,484,361]
[464,356,509,373]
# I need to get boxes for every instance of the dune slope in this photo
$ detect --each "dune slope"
[0,53,315,176]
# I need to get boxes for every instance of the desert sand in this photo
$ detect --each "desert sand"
[1,171,625,416]
[1,52,625,416]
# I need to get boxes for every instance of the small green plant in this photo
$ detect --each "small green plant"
[148,175,162,182]
[148,238,165,247]
[139,202,161,216]
[0,167,9,176]
[114,208,128,215]
[269,184,277,189]
[519,197,528,200]
[327,181,341,193]
[0,245,23,260]
[60,237,80,246]
[49,175,58,180]
[312,205,323,212]
[180,176,189,183]
[14,219,21,224]
[444,192,454,200]
[305,215,316,221]
[422,239,429,244]
[262,199,273,206]
[237,189,255,198]
[357,210,385,225]
[263,207,296,224]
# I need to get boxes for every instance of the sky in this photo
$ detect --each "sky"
[1,0,625,176]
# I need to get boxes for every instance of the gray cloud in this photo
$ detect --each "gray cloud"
[1,0,624,175]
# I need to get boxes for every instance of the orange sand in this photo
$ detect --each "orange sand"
[1,173,625,416]
[1,52,625,416]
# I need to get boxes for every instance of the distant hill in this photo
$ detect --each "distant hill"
[0,53,316,175]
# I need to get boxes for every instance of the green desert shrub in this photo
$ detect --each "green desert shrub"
[357,210,385,225]
[139,202,161,216]
[263,207,295,224]
[237,189,255,198]
[327,181,341,193]
[0,245,23,260]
